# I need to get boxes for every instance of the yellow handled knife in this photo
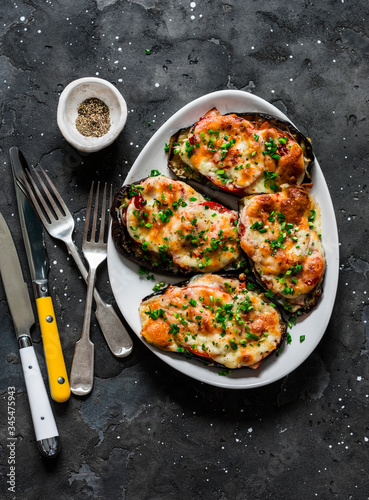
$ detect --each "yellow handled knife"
[10,147,70,402]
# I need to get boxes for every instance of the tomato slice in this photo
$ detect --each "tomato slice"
[185,345,214,360]
[196,200,236,216]
[206,177,246,196]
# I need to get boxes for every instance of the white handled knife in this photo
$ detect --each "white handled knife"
[0,211,61,457]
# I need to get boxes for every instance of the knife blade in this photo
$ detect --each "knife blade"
[10,147,70,403]
[0,211,61,458]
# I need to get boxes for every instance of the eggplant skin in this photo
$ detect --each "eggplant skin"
[238,185,325,315]
[168,109,314,197]
[139,273,287,370]
[111,176,245,276]
[111,180,184,275]
[244,250,324,316]
[238,112,313,166]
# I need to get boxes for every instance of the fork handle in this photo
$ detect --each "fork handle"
[70,267,96,396]
[94,297,133,356]
[70,336,94,396]
[66,237,133,357]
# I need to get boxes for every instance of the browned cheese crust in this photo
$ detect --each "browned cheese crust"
[169,108,313,196]
[111,175,243,275]
[139,274,286,370]
[239,185,325,313]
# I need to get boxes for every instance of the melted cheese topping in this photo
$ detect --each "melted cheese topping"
[239,186,325,307]
[124,176,241,272]
[175,109,306,195]
[139,274,284,369]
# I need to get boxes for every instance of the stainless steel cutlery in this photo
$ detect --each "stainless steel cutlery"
[2,148,134,457]
[70,182,111,396]
[4,151,133,459]
[15,163,133,359]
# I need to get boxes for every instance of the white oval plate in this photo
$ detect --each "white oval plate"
[107,90,339,389]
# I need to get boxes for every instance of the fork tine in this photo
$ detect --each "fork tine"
[99,183,107,243]
[38,166,71,216]
[84,182,95,243]
[92,182,100,243]
[23,174,51,227]
[31,166,65,220]
[108,185,112,221]
[25,169,59,225]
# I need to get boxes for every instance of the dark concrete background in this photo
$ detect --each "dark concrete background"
[1,1,368,499]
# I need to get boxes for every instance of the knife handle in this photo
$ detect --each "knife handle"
[36,296,70,403]
[19,344,61,458]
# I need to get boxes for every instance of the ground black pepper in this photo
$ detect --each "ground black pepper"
[75,97,111,137]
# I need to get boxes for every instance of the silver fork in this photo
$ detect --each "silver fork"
[70,182,108,396]
[20,165,133,358]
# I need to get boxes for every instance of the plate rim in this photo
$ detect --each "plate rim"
[107,89,340,389]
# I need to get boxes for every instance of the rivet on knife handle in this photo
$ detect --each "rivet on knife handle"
[10,147,70,401]
[18,340,61,458]
[36,296,71,402]
[0,211,61,458]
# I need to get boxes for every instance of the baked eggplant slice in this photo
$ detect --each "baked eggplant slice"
[238,185,325,314]
[111,175,244,276]
[168,108,313,196]
[139,273,287,370]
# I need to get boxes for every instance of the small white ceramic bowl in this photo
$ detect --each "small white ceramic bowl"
[57,77,127,153]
